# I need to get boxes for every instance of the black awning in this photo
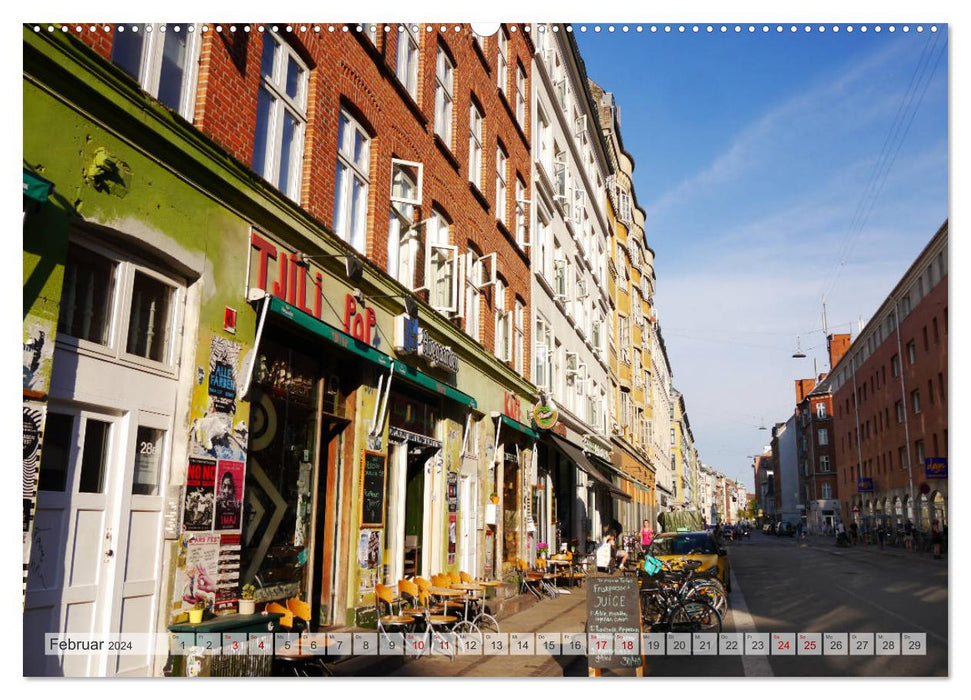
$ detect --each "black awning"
[548,433,632,502]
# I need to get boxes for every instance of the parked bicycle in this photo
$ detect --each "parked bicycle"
[638,557,723,633]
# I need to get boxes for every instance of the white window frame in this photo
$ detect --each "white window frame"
[515,64,527,125]
[818,428,829,446]
[495,146,508,225]
[514,299,525,375]
[396,25,420,100]
[515,177,527,249]
[423,212,459,315]
[434,45,454,147]
[494,279,511,362]
[334,109,370,251]
[553,257,568,300]
[816,402,827,419]
[820,455,831,473]
[469,104,484,189]
[535,317,552,391]
[56,234,184,375]
[387,159,423,289]
[572,186,585,226]
[254,31,308,201]
[110,23,202,121]
[465,250,482,340]
[496,29,508,94]
[821,482,832,499]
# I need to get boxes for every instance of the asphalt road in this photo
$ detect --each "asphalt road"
[644,531,948,677]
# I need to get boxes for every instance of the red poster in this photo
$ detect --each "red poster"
[183,457,216,531]
[215,460,244,531]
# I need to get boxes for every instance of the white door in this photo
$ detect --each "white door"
[386,444,407,584]
[459,474,475,575]
[24,406,122,677]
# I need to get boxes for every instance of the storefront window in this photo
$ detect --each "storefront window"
[241,336,321,601]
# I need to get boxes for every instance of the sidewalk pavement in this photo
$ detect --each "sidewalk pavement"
[331,589,590,677]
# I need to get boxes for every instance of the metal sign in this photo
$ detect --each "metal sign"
[925,457,947,479]
[857,478,874,493]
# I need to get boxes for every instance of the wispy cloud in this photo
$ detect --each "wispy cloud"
[645,38,931,222]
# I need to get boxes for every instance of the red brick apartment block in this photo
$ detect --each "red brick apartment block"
[75,22,534,373]
[829,224,948,526]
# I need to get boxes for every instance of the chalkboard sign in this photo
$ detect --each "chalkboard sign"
[586,576,643,669]
[359,451,387,528]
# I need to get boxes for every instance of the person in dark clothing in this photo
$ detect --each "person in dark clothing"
[849,521,859,546]
[931,520,943,559]
[877,523,886,549]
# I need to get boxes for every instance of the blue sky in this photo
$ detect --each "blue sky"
[577,25,949,490]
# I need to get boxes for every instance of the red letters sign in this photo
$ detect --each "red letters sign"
[503,392,521,422]
[343,294,377,345]
[250,230,324,319]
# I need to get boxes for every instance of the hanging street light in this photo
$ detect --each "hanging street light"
[792,335,807,358]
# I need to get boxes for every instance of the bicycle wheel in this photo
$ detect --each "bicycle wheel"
[669,600,722,633]
[684,580,728,618]
[472,613,500,634]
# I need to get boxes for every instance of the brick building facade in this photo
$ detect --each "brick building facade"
[818,222,948,531]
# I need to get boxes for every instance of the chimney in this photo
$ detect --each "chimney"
[795,378,817,404]
[828,333,851,369]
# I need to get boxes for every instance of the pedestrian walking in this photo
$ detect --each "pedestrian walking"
[640,519,654,551]
[849,521,858,546]
[861,521,869,546]
[877,523,886,550]
[931,520,943,560]
[904,520,915,552]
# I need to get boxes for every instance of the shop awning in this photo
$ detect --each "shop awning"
[271,295,392,369]
[23,170,53,202]
[500,414,539,440]
[269,296,476,409]
[392,361,477,409]
[548,433,632,502]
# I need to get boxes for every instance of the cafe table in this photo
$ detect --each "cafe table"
[450,582,485,622]
[546,558,574,587]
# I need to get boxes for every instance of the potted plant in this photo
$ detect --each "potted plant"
[188,600,205,624]
[239,584,257,615]
[537,542,549,559]
[489,493,500,505]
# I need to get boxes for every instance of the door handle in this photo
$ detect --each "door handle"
[103,528,114,562]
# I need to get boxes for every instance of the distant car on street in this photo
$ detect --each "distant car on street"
[775,521,795,537]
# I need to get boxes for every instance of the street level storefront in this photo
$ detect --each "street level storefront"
[241,229,537,625]
[544,432,630,552]
[845,473,947,534]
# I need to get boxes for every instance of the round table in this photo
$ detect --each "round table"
[473,580,503,587]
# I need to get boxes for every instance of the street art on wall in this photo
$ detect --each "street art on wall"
[215,460,244,531]
[23,326,51,392]
[183,457,217,531]
[208,335,240,414]
[179,533,220,611]
[22,401,45,595]
[215,533,241,611]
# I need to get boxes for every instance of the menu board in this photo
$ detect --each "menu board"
[586,576,642,670]
[359,451,387,528]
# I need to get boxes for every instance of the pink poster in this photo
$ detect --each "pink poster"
[215,459,244,531]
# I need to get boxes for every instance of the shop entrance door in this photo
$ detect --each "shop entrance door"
[25,404,171,677]
[403,448,427,578]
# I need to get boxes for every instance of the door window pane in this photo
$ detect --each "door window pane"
[127,271,174,362]
[58,244,116,345]
[133,426,165,496]
[37,413,73,493]
[78,419,111,494]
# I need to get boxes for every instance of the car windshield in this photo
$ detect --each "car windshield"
[652,534,718,556]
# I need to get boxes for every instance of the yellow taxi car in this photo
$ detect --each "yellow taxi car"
[649,530,731,591]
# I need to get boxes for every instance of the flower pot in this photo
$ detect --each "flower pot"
[188,608,204,624]
[238,599,256,615]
